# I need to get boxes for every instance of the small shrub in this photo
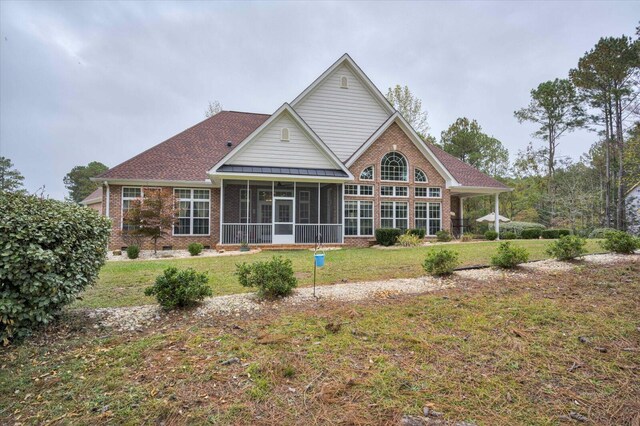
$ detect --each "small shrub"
[500,221,545,236]
[501,231,517,240]
[557,229,571,237]
[423,249,460,276]
[397,231,422,247]
[375,228,402,246]
[407,228,426,239]
[546,235,587,260]
[490,242,529,268]
[484,230,498,241]
[589,227,616,239]
[461,233,474,242]
[126,245,140,259]
[541,229,560,239]
[600,230,640,254]
[236,256,298,298]
[520,228,542,239]
[1,193,111,344]
[144,267,212,309]
[188,242,204,256]
[436,230,452,242]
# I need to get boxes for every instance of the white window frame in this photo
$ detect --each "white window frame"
[415,187,428,198]
[415,202,442,236]
[281,127,290,141]
[380,201,408,230]
[380,152,409,182]
[414,168,428,183]
[381,185,409,198]
[121,186,143,230]
[360,165,374,181]
[346,184,374,197]
[173,188,211,236]
[344,200,374,236]
[428,187,442,198]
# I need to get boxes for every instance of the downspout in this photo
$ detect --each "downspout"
[104,181,110,218]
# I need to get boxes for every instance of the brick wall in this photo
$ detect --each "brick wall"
[347,122,451,237]
[105,184,219,250]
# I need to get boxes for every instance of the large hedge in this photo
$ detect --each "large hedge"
[500,221,545,236]
[0,193,111,344]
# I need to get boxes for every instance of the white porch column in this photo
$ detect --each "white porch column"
[460,197,464,235]
[494,192,500,240]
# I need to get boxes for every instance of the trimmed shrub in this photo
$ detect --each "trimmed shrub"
[600,230,640,254]
[126,245,140,259]
[500,221,545,236]
[541,229,560,239]
[407,228,426,239]
[501,231,517,240]
[397,232,422,247]
[484,230,498,241]
[375,228,402,246]
[589,227,616,239]
[144,267,212,309]
[461,233,474,242]
[546,235,587,260]
[423,249,459,276]
[436,230,452,242]
[520,228,542,239]
[236,256,298,298]
[557,229,571,237]
[188,242,204,256]
[491,242,529,268]
[0,193,111,344]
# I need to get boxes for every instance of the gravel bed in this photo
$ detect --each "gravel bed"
[83,253,639,331]
[107,248,260,262]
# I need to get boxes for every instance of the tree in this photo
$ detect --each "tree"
[205,100,223,118]
[122,189,178,254]
[514,79,586,183]
[386,85,429,136]
[0,156,25,194]
[63,161,109,203]
[570,35,640,229]
[624,123,640,188]
[439,117,509,177]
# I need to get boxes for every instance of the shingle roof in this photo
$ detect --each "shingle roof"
[81,187,103,204]
[218,165,349,177]
[426,143,509,189]
[97,111,270,181]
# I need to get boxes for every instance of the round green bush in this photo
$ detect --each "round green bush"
[0,193,111,344]
[375,228,402,246]
[557,229,571,237]
[490,242,529,268]
[589,227,616,239]
[484,230,498,241]
[500,221,545,236]
[423,249,460,276]
[236,256,298,299]
[600,230,639,254]
[546,235,587,260]
[126,245,140,259]
[541,229,560,239]
[520,228,542,239]
[407,228,426,239]
[144,267,212,309]
[436,230,452,242]
[501,231,517,240]
[188,242,204,256]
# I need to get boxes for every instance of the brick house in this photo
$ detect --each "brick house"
[89,54,510,250]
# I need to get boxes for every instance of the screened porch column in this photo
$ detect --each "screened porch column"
[494,193,500,240]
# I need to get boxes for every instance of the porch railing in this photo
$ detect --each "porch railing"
[221,223,342,245]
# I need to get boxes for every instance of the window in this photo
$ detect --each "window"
[360,166,374,181]
[346,184,374,196]
[381,186,408,197]
[340,76,348,88]
[415,202,442,236]
[415,187,428,198]
[381,152,408,181]
[174,189,210,235]
[122,187,142,231]
[415,168,428,183]
[345,200,373,236]
[281,128,290,141]
[429,187,442,198]
[239,189,249,222]
[380,201,408,230]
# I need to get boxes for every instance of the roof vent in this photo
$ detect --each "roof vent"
[226,141,233,147]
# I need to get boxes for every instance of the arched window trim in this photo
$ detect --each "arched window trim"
[340,76,348,89]
[360,165,374,181]
[281,127,290,141]
[414,168,428,183]
[380,152,408,182]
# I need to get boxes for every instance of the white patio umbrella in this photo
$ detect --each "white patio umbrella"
[476,212,511,230]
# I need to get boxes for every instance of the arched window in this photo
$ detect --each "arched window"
[415,168,427,183]
[380,152,407,181]
[340,76,348,88]
[281,128,290,141]
[360,165,374,181]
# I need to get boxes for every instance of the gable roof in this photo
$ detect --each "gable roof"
[210,103,353,179]
[97,111,269,182]
[81,187,103,204]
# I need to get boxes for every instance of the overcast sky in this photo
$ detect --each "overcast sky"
[1,1,638,199]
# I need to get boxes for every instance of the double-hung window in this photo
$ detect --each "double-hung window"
[380,201,408,230]
[122,187,142,231]
[381,186,408,197]
[345,184,374,196]
[345,200,374,236]
[415,187,441,198]
[174,189,210,235]
[415,202,442,236]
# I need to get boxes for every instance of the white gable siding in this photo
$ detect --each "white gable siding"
[226,114,337,169]
[293,64,391,161]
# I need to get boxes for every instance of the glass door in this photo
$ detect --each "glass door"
[273,197,294,244]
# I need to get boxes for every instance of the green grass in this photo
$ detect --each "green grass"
[76,239,603,309]
[2,261,638,425]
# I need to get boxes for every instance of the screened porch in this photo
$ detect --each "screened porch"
[220,180,343,245]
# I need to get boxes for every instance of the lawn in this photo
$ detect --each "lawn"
[2,261,638,424]
[77,239,604,309]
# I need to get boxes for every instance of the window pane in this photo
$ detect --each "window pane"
[179,201,191,218]
[415,169,427,182]
[415,202,427,219]
[381,202,393,218]
[345,219,358,235]
[415,187,428,197]
[360,219,373,235]
[396,219,408,230]
[345,184,358,195]
[396,202,408,218]
[123,187,141,198]
[193,218,209,235]
[381,219,394,228]
[345,201,358,218]
[381,186,393,196]
[360,166,374,180]
[395,186,408,197]
[381,152,408,181]
[359,185,373,196]
[429,187,441,198]
[360,201,373,218]
[193,190,209,199]
[175,218,190,235]
[193,201,208,218]
[175,189,191,199]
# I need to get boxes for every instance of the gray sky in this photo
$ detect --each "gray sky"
[1,1,638,200]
